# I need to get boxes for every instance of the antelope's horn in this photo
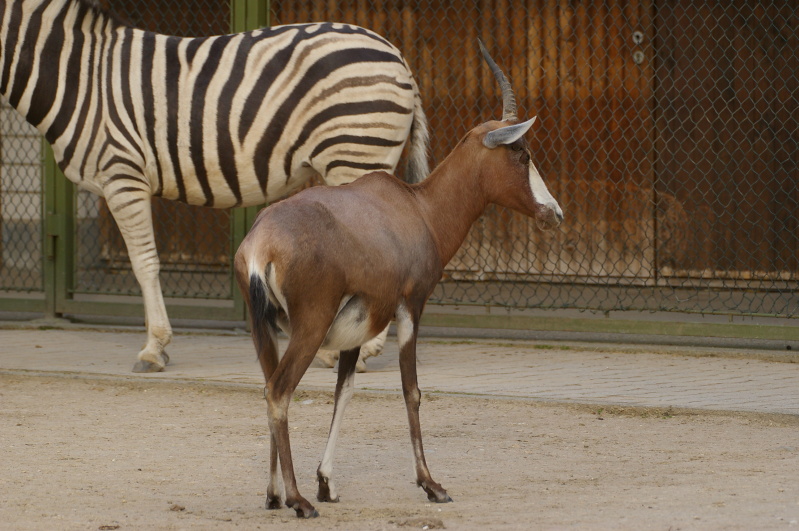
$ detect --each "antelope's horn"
[478,39,518,121]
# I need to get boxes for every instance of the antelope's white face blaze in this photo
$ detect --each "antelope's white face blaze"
[483,116,563,230]
[528,160,563,227]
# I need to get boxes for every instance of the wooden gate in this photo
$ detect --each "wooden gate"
[87,0,798,311]
[654,0,799,280]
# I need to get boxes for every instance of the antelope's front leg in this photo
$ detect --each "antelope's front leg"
[104,178,171,373]
[396,307,452,504]
[317,347,360,502]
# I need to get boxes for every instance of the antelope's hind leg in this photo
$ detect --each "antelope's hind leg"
[317,347,360,502]
[396,306,452,504]
[266,320,336,518]
[257,332,283,511]
[243,282,283,510]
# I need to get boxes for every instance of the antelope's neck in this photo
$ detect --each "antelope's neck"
[414,154,487,267]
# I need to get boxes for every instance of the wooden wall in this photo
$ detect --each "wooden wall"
[274,0,658,280]
[654,0,799,279]
[94,0,798,285]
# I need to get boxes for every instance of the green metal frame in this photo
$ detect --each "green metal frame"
[43,141,74,318]
[3,0,798,345]
[229,0,270,322]
[0,0,271,321]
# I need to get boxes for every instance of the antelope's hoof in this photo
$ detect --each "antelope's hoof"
[430,492,453,504]
[298,507,320,519]
[265,495,282,510]
[287,500,319,519]
[419,481,452,504]
[316,476,340,503]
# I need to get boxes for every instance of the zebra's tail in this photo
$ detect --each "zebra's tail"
[404,73,430,184]
[247,269,279,360]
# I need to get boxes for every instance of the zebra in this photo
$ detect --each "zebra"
[0,0,429,372]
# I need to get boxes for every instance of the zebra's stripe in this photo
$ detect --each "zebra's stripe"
[139,29,161,195]
[2,0,427,208]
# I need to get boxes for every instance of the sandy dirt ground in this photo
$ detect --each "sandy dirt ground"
[1,373,797,530]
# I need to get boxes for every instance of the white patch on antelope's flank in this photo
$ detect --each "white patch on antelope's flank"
[395,304,414,348]
[247,260,264,287]
[265,263,289,313]
[321,295,374,351]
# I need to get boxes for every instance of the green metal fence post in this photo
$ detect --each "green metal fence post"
[231,0,269,31]
[230,0,269,320]
[42,141,75,319]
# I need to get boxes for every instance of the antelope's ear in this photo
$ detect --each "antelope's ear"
[483,116,537,149]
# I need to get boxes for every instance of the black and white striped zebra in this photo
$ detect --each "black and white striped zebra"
[0,0,429,372]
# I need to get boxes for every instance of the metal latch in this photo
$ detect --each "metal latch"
[45,212,65,260]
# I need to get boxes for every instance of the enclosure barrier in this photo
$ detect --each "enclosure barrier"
[1,1,797,331]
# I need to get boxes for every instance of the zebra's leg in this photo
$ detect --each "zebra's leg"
[316,346,359,503]
[315,326,387,372]
[103,180,171,373]
[357,325,389,372]
[314,349,339,368]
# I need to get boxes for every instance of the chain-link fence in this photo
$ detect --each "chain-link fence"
[1,0,797,319]
[272,0,799,317]
[77,0,234,300]
[0,103,42,293]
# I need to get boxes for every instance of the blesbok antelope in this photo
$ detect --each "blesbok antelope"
[234,41,563,518]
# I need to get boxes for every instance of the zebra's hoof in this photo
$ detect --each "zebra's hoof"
[315,349,339,368]
[132,360,165,373]
[132,354,167,373]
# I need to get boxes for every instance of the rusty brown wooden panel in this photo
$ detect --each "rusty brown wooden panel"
[654,0,799,277]
[271,0,657,280]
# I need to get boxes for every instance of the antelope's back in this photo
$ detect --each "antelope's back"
[244,173,439,295]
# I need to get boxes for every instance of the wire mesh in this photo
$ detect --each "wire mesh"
[0,0,797,318]
[0,102,42,293]
[271,0,799,317]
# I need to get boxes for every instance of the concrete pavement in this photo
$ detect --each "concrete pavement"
[1,322,798,416]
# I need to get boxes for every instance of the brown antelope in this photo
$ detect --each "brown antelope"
[234,41,563,518]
